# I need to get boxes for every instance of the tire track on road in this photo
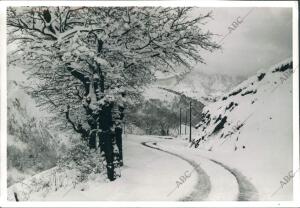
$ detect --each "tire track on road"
[142,141,259,201]
[209,159,259,201]
[141,141,211,201]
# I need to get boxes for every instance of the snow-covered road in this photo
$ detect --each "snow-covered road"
[141,141,211,201]
[142,139,258,201]
[28,135,198,201]
[17,134,258,201]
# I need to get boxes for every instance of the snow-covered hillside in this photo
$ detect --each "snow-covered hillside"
[145,70,245,104]
[7,79,68,186]
[172,70,245,103]
[192,58,293,200]
[193,58,293,150]
[141,69,244,131]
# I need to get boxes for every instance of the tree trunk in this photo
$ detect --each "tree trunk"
[115,104,124,166]
[115,126,123,166]
[87,117,97,149]
[89,130,97,149]
[111,126,121,177]
[86,59,123,181]
[101,129,115,181]
[98,102,120,181]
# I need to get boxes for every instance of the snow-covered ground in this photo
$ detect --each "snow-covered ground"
[9,135,199,201]
[191,58,294,200]
[8,134,265,201]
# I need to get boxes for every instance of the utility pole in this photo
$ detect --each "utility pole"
[189,101,192,142]
[185,110,187,135]
[123,120,126,134]
[179,108,182,135]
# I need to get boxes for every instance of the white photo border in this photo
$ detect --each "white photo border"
[0,1,299,207]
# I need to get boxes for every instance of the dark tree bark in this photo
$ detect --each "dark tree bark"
[99,102,118,181]
[101,129,115,181]
[114,104,124,166]
[115,127,123,166]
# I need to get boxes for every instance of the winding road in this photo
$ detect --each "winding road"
[141,140,259,201]
[11,134,258,201]
[141,141,211,201]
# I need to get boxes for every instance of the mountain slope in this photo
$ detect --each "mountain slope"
[7,80,67,186]
[192,58,293,200]
[150,70,245,104]
[140,69,245,133]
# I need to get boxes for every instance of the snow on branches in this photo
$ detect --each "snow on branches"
[8,6,220,181]
[7,6,220,138]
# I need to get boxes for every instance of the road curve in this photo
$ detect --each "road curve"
[209,159,259,201]
[142,141,259,201]
[141,141,211,201]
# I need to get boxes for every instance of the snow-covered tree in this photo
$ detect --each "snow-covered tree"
[7,6,220,181]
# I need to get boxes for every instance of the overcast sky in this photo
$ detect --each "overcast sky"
[191,7,293,77]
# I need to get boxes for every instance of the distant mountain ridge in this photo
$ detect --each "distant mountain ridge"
[145,69,246,105]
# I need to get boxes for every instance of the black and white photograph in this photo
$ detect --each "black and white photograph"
[1,0,299,205]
